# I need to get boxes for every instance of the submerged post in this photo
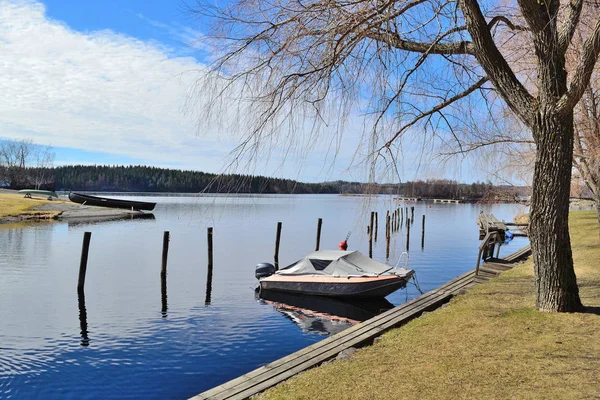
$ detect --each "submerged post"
[369,211,374,258]
[206,227,214,305]
[315,218,323,251]
[161,231,170,277]
[274,222,282,270]
[406,218,411,251]
[77,232,92,292]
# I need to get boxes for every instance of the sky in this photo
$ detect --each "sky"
[0,0,496,184]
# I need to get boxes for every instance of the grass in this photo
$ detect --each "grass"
[0,191,64,220]
[260,210,600,400]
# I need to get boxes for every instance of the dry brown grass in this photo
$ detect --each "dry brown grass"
[261,211,600,400]
[0,191,64,220]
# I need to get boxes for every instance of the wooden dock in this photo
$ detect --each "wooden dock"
[190,244,532,400]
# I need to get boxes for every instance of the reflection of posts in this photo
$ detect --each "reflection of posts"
[77,290,90,347]
[161,273,168,318]
[205,227,214,305]
[421,215,426,249]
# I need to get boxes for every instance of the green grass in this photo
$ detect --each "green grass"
[260,210,600,400]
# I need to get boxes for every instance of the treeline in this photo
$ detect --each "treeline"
[52,165,340,194]
[1,164,529,199]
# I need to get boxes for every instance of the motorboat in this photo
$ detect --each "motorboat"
[68,192,156,211]
[255,250,414,298]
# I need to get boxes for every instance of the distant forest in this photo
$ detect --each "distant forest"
[2,164,529,200]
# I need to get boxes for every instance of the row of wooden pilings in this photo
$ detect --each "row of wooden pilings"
[367,206,426,259]
[76,227,215,343]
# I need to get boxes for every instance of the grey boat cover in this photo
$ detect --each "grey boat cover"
[277,250,396,277]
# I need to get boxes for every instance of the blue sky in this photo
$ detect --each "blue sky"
[0,0,500,183]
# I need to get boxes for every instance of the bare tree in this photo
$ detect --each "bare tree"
[0,139,34,188]
[33,145,55,190]
[192,0,600,312]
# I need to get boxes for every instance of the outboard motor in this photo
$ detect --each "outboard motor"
[255,263,276,279]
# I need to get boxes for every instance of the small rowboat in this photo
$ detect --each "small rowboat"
[18,189,59,200]
[256,250,414,298]
[68,192,156,211]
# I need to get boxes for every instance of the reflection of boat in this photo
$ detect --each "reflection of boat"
[256,250,414,298]
[258,290,394,322]
[67,213,156,227]
[68,192,156,211]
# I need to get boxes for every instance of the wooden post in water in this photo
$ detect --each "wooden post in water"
[421,215,426,249]
[77,232,92,292]
[386,214,391,259]
[77,290,89,346]
[315,218,323,251]
[400,208,403,229]
[274,222,282,270]
[374,212,378,242]
[369,211,374,258]
[411,206,414,220]
[161,231,170,277]
[406,218,411,251]
[391,210,395,233]
[206,227,214,305]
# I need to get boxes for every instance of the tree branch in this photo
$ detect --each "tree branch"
[363,29,474,55]
[460,0,536,126]
[558,0,584,53]
[377,76,489,152]
[558,18,600,114]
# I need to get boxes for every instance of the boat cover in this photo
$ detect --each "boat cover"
[277,250,395,277]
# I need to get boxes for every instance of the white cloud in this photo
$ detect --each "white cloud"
[0,0,239,172]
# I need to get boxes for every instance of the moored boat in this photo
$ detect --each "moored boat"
[255,250,414,298]
[68,192,156,211]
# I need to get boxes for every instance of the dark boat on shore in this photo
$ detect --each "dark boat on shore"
[68,192,157,211]
[255,250,414,298]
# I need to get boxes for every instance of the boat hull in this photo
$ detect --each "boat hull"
[68,192,156,211]
[259,273,412,298]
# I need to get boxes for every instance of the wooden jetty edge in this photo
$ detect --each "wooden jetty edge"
[190,244,532,400]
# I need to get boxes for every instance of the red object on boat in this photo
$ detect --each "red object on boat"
[338,240,348,250]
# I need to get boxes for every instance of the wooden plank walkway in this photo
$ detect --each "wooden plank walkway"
[190,244,532,400]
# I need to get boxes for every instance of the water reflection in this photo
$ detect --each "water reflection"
[257,290,394,336]
[67,213,156,228]
[161,274,168,318]
[77,290,90,347]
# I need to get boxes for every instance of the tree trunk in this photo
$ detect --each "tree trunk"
[529,109,583,312]
[596,194,600,243]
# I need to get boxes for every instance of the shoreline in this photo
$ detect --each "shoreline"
[0,189,149,224]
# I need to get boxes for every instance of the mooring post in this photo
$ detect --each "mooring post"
[421,215,426,249]
[161,231,170,277]
[274,222,282,270]
[411,206,414,220]
[386,214,391,259]
[315,218,323,251]
[206,227,214,305]
[374,212,378,242]
[406,218,411,251]
[386,210,390,237]
[369,211,374,258]
[77,232,92,292]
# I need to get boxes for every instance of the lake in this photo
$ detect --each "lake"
[0,194,528,399]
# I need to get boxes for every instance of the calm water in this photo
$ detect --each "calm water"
[0,194,528,399]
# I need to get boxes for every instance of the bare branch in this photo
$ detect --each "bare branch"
[558,18,600,114]
[460,0,536,126]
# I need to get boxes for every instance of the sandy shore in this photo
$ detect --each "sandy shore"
[0,189,150,223]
